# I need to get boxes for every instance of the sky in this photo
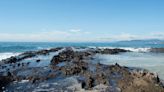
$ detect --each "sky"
[0,0,164,42]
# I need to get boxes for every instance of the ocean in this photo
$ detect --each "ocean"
[0,42,164,79]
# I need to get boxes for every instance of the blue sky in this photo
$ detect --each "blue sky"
[0,0,164,42]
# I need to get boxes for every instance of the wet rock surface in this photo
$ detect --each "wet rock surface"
[0,47,62,64]
[150,48,164,53]
[99,48,129,54]
[0,47,163,92]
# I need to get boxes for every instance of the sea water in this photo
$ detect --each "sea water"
[0,42,164,79]
[93,52,164,79]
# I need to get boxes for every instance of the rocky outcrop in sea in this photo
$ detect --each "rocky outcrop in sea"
[0,47,163,92]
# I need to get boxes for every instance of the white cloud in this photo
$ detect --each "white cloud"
[150,32,164,37]
[112,33,137,41]
[0,31,69,42]
[69,29,81,33]
[98,32,164,42]
[0,30,163,42]
[0,29,92,42]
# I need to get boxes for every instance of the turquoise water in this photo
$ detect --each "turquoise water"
[0,41,163,53]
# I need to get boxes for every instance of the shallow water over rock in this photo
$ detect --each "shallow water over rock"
[0,47,164,92]
[92,52,164,79]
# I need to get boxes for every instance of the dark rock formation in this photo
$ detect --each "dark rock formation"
[0,76,13,91]
[100,48,129,54]
[0,47,163,92]
[50,47,93,65]
[36,59,41,62]
[150,48,164,53]
[1,47,63,64]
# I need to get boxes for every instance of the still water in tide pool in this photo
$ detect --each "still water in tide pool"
[93,52,164,79]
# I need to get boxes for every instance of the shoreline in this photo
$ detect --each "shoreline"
[0,47,164,92]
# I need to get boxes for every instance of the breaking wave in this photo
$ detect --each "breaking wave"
[88,46,151,52]
[0,52,21,61]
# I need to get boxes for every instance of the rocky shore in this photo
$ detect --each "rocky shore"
[150,48,164,53]
[0,47,164,92]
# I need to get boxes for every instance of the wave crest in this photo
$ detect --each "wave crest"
[0,52,21,61]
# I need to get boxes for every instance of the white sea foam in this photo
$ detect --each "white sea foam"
[0,52,20,61]
[19,80,29,83]
[90,46,151,52]
[120,47,151,52]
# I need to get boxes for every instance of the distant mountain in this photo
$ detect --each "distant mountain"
[116,39,164,45]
